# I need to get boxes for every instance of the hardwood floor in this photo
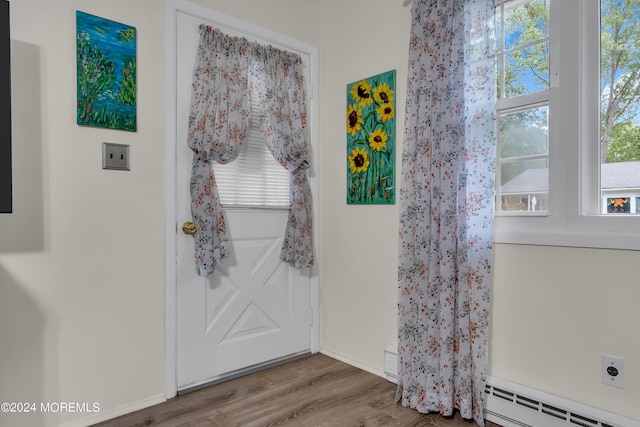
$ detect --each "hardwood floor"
[93,354,502,427]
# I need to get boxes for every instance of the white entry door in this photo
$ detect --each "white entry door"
[175,10,313,392]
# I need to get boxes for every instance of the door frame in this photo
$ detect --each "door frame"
[163,0,319,399]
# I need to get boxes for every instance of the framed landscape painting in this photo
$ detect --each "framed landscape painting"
[76,11,137,132]
[346,70,396,205]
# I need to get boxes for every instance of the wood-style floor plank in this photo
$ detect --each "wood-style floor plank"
[92,354,502,427]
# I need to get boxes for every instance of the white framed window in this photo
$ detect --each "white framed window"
[493,0,640,250]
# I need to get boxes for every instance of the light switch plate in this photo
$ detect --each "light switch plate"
[102,142,130,171]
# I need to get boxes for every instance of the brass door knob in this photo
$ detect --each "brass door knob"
[182,221,197,235]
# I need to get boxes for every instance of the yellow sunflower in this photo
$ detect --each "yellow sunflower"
[368,128,388,151]
[349,80,373,107]
[348,147,370,174]
[347,104,364,135]
[376,102,395,122]
[373,82,394,104]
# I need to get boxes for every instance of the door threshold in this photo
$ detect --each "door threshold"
[177,351,313,395]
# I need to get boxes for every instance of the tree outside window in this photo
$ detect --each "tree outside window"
[497,0,640,214]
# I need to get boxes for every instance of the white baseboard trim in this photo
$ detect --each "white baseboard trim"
[59,393,166,427]
[319,348,389,381]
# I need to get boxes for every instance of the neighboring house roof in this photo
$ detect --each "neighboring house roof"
[501,168,547,195]
[601,160,640,189]
[500,161,640,194]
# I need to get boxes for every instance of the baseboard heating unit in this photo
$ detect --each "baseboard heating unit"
[383,347,639,427]
[485,377,639,427]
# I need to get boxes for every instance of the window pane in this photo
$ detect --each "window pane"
[497,0,550,99]
[503,43,549,97]
[499,106,548,159]
[503,0,549,51]
[496,1,550,214]
[600,0,640,214]
[499,158,548,212]
[497,105,548,213]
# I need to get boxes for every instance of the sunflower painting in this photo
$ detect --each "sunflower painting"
[346,70,396,204]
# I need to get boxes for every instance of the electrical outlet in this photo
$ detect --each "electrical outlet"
[602,354,624,389]
[102,142,130,171]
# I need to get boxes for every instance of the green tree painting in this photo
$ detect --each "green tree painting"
[346,70,396,204]
[76,11,136,132]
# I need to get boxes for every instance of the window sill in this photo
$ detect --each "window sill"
[493,222,640,251]
[495,211,549,218]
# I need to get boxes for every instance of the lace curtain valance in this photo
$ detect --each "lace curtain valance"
[187,26,313,276]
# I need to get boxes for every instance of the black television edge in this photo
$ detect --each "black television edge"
[0,0,11,213]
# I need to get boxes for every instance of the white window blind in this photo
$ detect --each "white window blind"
[212,97,291,209]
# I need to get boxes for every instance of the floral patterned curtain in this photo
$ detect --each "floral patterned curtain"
[187,25,314,276]
[251,46,314,269]
[188,26,252,277]
[397,0,495,425]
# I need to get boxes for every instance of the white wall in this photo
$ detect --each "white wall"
[0,1,166,426]
[188,0,322,46]
[489,244,640,421]
[315,0,640,423]
[1,0,638,426]
[320,0,640,420]
[0,1,322,426]
[317,0,411,375]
